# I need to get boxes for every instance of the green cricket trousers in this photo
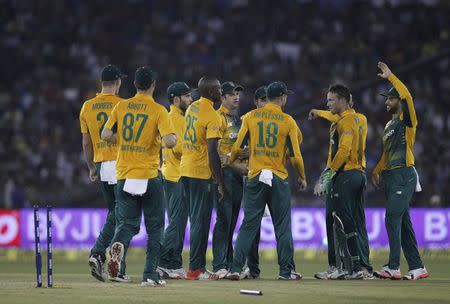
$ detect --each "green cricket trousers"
[382,167,423,270]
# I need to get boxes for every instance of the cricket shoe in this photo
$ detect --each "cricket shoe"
[314,265,339,280]
[403,267,429,280]
[109,274,132,283]
[88,254,106,282]
[157,266,186,279]
[225,272,241,281]
[185,268,215,280]
[374,266,401,280]
[344,270,364,280]
[278,271,303,280]
[107,242,124,279]
[141,278,167,287]
[240,267,260,280]
[209,268,228,280]
[361,268,374,280]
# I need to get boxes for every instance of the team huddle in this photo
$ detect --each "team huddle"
[79,61,428,287]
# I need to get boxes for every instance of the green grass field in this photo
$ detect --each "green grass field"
[1,249,450,304]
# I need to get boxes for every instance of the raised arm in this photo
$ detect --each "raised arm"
[378,61,417,127]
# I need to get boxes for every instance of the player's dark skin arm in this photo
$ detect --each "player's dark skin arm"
[207,138,228,201]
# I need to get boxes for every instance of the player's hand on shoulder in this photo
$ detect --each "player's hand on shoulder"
[377,61,392,79]
[308,109,319,120]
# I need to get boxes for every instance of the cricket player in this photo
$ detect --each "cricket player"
[239,86,269,280]
[211,81,256,279]
[101,66,177,287]
[319,84,367,279]
[309,98,372,279]
[372,62,428,280]
[226,81,307,280]
[180,76,226,280]
[158,82,192,279]
[79,64,130,282]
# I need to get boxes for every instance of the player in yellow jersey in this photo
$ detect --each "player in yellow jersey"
[79,64,130,282]
[226,81,306,280]
[180,76,226,280]
[211,81,247,279]
[321,84,368,279]
[309,97,372,279]
[101,66,177,287]
[372,62,428,280]
[238,86,268,280]
[158,82,192,279]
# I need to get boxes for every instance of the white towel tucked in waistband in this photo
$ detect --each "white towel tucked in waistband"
[259,169,273,187]
[100,161,117,185]
[413,167,422,192]
[123,179,148,196]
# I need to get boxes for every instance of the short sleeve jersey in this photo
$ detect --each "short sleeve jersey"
[104,93,174,180]
[79,93,123,163]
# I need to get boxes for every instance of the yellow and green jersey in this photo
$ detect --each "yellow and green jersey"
[230,103,303,180]
[373,74,418,174]
[329,109,366,172]
[79,93,123,163]
[161,105,185,182]
[104,93,173,180]
[317,110,367,169]
[217,105,248,166]
[180,97,224,179]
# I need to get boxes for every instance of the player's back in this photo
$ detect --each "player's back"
[79,93,123,162]
[180,97,223,179]
[245,103,298,179]
[113,93,169,179]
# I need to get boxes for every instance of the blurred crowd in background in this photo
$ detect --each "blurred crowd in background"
[1,0,449,208]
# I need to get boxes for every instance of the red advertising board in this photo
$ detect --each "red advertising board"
[0,210,21,247]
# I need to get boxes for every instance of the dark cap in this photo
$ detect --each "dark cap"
[380,87,400,99]
[101,64,127,81]
[221,81,243,95]
[267,81,293,98]
[134,66,157,89]
[167,82,191,99]
[254,86,267,100]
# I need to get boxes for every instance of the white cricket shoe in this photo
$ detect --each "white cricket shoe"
[374,265,402,280]
[107,242,124,279]
[199,269,216,280]
[240,267,260,280]
[157,266,186,279]
[109,273,132,283]
[403,267,429,280]
[211,268,229,280]
[225,272,241,281]
[88,254,106,282]
[141,278,167,287]
[314,265,339,280]
[278,271,302,280]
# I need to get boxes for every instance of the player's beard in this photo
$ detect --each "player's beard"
[387,104,399,114]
